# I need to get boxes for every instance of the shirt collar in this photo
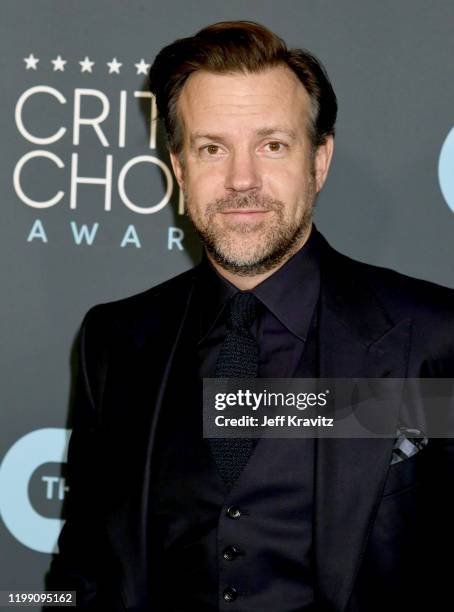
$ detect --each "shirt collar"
[250,225,320,341]
[196,253,237,343]
[195,224,321,343]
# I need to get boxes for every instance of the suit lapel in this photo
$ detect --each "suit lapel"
[104,273,198,610]
[313,234,412,611]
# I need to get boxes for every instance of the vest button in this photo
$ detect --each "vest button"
[223,586,238,602]
[226,505,241,519]
[223,545,240,561]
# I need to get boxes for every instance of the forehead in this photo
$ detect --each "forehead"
[177,65,311,137]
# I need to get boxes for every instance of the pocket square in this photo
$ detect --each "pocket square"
[391,427,428,465]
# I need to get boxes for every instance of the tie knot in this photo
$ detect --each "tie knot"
[227,292,259,332]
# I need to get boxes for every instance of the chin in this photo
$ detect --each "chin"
[208,243,286,276]
[215,241,265,265]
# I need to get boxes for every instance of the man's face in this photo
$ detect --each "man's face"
[170,65,333,276]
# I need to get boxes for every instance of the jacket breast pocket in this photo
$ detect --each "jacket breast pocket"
[381,449,426,498]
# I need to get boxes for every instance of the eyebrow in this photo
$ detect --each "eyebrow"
[190,133,227,147]
[256,127,297,140]
[189,126,298,147]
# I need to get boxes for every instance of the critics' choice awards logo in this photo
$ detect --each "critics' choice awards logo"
[14,53,185,250]
[439,126,454,214]
[0,428,70,554]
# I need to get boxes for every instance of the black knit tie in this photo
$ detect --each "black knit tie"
[209,291,260,490]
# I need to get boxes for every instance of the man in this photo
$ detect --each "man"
[48,21,454,611]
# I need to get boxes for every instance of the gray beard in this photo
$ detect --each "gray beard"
[185,189,316,276]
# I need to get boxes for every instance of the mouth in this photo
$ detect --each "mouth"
[219,209,271,220]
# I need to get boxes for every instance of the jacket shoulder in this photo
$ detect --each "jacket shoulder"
[349,254,454,317]
[80,266,199,349]
[87,266,197,318]
[318,230,454,316]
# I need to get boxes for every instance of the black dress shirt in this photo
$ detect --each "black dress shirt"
[197,226,321,378]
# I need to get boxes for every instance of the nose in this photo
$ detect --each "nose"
[224,149,262,193]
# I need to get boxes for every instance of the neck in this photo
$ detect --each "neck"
[206,224,313,290]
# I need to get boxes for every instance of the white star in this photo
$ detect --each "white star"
[24,53,39,70]
[51,55,67,72]
[107,57,122,74]
[79,56,95,73]
[135,58,150,75]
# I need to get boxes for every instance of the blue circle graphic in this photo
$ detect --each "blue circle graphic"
[439,126,454,213]
[0,428,70,553]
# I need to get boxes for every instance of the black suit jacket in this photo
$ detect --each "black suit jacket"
[48,231,454,611]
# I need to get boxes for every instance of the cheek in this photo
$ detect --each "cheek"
[184,175,214,218]
[266,167,305,203]
[186,166,225,202]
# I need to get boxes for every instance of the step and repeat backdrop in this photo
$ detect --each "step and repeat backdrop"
[1,0,453,601]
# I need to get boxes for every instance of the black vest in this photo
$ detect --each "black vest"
[148,301,319,611]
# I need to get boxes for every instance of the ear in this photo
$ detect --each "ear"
[170,151,185,189]
[314,135,334,193]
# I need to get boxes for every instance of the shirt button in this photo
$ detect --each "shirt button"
[226,505,241,519]
[223,586,238,602]
[223,545,241,561]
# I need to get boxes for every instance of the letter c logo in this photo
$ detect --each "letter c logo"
[0,428,70,553]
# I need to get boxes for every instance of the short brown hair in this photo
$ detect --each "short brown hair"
[148,20,337,154]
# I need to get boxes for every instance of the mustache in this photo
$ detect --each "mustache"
[207,193,283,214]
